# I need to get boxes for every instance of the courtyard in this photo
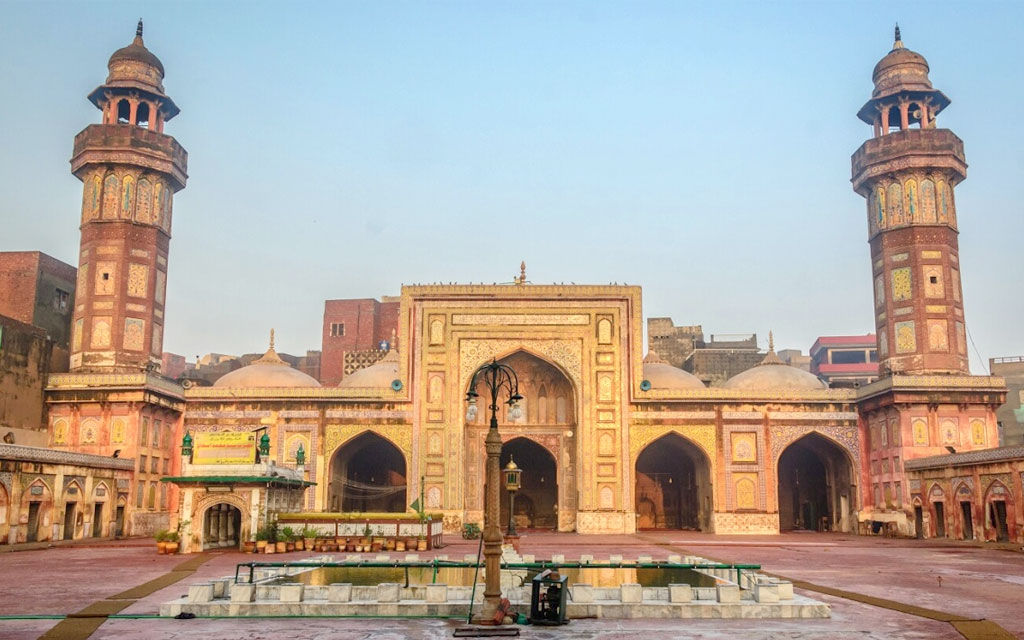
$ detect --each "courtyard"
[0,532,1019,639]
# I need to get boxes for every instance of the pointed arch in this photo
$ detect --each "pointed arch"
[500,437,558,530]
[634,432,712,531]
[328,431,407,513]
[776,432,856,532]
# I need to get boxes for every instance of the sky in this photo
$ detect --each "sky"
[1,1,1022,372]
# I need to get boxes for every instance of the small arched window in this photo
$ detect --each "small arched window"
[136,102,150,128]
[116,99,131,124]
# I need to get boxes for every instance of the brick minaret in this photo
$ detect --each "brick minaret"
[69,20,188,372]
[851,26,968,375]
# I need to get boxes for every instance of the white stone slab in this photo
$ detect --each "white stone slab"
[620,583,642,603]
[668,584,692,603]
[571,584,594,603]
[279,583,304,603]
[187,583,214,603]
[425,583,448,604]
[716,584,740,603]
[377,583,400,603]
[328,583,352,602]
[230,583,255,603]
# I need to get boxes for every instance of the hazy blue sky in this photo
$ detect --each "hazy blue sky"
[2,2,1022,372]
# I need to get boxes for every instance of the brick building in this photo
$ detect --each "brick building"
[809,334,880,388]
[0,314,64,447]
[0,251,77,353]
[320,297,399,386]
[990,356,1024,446]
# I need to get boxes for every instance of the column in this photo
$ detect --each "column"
[880,105,890,133]
[129,100,139,126]
[898,100,910,130]
[218,507,228,547]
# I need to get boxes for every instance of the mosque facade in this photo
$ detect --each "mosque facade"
[18,25,1015,547]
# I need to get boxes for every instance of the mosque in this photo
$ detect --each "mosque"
[12,23,1014,549]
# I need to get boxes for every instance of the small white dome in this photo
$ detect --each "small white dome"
[642,351,705,390]
[339,350,400,388]
[213,330,321,388]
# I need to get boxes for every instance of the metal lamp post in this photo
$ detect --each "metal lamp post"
[465,358,522,624]
[504,458,522,537]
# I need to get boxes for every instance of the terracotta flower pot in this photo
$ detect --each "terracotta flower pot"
[304,538,315,550]
[156,542,167,555]
[417,539,428,551]
[265,544,276,554]
[295,540,304,551]
[165,542,179,554]
[256,540,268,552]
[276,542,287,553]
[243,541,256,553]
[286,542,295,552]
[396,540,406,552]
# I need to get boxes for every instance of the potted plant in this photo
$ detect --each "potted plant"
[254,526,269,553]
[276,526,289,553]
[395,538,406,552]
[164,530,180,554]
[302,527,317,551]
[267,524,279,553]
[154,529,168,554]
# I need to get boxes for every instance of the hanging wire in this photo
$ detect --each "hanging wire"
[965,325,990,375]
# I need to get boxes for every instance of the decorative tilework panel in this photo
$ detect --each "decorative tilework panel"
[895,321,916,353]
[127,263,148,298]
[891,268,912,302]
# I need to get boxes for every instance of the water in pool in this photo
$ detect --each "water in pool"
[272,565,718,588]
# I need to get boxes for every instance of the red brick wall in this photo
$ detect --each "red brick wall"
[320,298,400,386]
[0,252,42,324]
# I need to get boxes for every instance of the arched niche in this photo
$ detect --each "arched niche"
[634,433,712,531]
[328,432,407,513]
[776,432,855,532]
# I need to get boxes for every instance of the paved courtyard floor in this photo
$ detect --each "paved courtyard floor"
[0,531,1019,639]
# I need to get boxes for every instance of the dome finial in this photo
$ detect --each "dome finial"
[758,330,783,366]
[137,18,144,38]
[893,23,904,49]
[269,328,275,350]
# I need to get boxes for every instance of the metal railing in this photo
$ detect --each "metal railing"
[234,559,762,587]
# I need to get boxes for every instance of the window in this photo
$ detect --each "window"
[151,456,159,473]
[330,322,346,337]
[53,289,70,313]
[148,482,156,510]
[163,458,170,474]
[140,418,149,447]
[139,455,147,473]
[136,481,144,507]
[153,420,160,447]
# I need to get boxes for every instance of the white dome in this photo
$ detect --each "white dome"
[642,351,705,390]
[339,350,400,388]
[213,331,321,388]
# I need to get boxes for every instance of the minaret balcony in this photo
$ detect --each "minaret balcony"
[851,128,965,194]
[71,123,188,190]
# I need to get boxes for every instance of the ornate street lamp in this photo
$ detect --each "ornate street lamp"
[465,358,522,623]
[295,443,305,467]
[504,457,522,537]
[181,431,193,461]
[259,432,271,459]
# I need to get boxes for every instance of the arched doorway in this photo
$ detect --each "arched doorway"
[328,432,407,513]
[21,479,53,543]
[465,350,577,531]
[777,433,854,532]
[0,482,8,543]
[634,433,712,531]
[984,482,1013,543]
[202,503,242,550]
[500,438,558,530]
